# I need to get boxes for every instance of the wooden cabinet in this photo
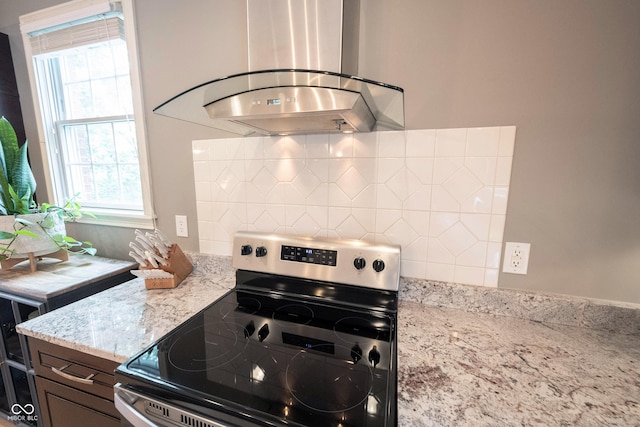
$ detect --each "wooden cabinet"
[2,255,135,426]
[28,339,120,427]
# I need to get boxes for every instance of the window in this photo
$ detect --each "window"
[20,0,154,228]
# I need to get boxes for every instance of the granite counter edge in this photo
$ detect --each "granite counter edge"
[16,253,640,366]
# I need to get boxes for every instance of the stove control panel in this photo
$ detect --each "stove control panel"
[281,245,337,266]
[232,231,401,291]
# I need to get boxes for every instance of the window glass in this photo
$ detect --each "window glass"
[36,39,141,210]
[21,0,153,226]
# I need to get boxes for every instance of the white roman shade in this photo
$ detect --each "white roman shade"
[21,0,123,55]
[28,17,124,55]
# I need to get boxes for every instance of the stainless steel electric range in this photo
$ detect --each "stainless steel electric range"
[114,231,400,427]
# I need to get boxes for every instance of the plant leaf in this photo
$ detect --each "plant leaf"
[0,231,14,239]
[38,214,56,229]
[14,217,35,226]
[14,229,38,238]
[0,148,11,214]
[11,141,36,210]
[0,117,35,214]
[0,117,18,175]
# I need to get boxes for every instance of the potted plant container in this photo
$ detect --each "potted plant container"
[0,116,95,270]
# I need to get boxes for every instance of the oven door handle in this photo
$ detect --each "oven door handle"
[114,386,157,427]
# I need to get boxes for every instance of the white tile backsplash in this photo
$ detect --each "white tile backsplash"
[193,126,516,288]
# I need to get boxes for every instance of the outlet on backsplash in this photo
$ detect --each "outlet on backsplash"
[175,215,189,237]
[503,242,531,275]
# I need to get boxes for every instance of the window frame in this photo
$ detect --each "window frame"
[20,0,155,229]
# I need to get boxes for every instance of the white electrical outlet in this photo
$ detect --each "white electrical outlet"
[175,215,189,237]
[503,242,531,275]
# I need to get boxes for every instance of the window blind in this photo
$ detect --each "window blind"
[28,15,124,56]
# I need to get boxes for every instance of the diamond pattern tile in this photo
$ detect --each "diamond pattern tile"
[433,157,463,184]
[253,211,280,231]
[406,157,434,184]
[193,127,515,288]
[335,215,367,239]
[352,185,376,208]
[427,238,455,264]
[385,218,419,248]
[386,169,421,201]
[443,168,483,203]
[376,185,403,210]
[439,222,477,257]
[457,242,488,267]
[337,167,369,199]
[430,186,460,212]
[328,207,351,230]
[376,209,402,234]
[285,206,307,229]
[403,186,431,211]
[328,184,351,207]
[291,212,322,235]
[284,182,306,205]
[265,159,304,181]
[307,184,329,205]
[352,208,376,232]
[404,236,428,262]
[464,157,497,185]
[251,168,277,195]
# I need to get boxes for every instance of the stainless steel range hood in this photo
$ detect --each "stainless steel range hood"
[153,0,405,136]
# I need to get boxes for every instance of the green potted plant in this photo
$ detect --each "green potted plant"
[0,116,95,267]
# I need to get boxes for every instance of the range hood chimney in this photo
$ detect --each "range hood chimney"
[153,0,405,136]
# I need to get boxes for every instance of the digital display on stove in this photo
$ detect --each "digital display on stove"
[282,332,335,354]
[281,245,337,266]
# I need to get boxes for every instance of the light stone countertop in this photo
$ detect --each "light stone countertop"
[397,301,640,426]
[16,253,235,362]
[17,253,640,426]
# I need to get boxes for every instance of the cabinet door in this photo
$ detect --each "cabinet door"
[29,339,117,401]
[35,376,120,427]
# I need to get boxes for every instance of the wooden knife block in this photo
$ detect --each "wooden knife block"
[143,244,193,290]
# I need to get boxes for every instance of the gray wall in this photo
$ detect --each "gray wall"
[358,1,640,303]
[1,1,639,304]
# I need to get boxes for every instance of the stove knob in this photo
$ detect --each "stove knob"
[372,259,385,272]
[258,323,269,342]
[350,343,363,364]
[255,246,268,257]
[353,257,366,270]
[244,321,255,339]
[240,245,253,256]
[368,345,381,368]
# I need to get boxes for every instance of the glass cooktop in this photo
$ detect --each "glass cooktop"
[117,278,397,426]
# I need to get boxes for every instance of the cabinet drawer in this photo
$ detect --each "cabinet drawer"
[35,376,120,427]
[29,339,118,401]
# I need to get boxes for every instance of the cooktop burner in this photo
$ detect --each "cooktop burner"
[115,231,400,427]
[273,304,315,325]
[218,296,261,318]
[167,320,248,372]
[286,344,374,413]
